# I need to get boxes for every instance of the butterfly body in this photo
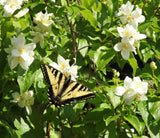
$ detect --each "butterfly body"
[40,64,95,108]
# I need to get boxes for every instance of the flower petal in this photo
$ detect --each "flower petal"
[115,86,126,96]
[26,106,32,115]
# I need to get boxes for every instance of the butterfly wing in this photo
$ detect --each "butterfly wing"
[40,64,95,107]
[60,81,95,106]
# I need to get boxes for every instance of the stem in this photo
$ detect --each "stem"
[57,108,64,138]
[66,0,77,59]
[46,122,51,138]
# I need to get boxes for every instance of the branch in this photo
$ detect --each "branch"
[65,0,77,59]
[46,122,51,138]
[77,45,93,52]
[44,0,54,10]
[57,108,64,138]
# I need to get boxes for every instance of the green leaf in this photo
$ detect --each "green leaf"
[0,120,18,138]
[96,47,115,70]
[124,115,145,135]
[17,60,41,93]
[141,47,153,63]
[17,70,35,93]
[75,4,97,28]
[104,114,120,126]
[14,118,30,135]
[138,102,160,137]
[148,101,160,121]
[128,54,138,76]
[107,86,121,108]
[81,0,95,9]
[78,39,89,57]
[67,6,80,22]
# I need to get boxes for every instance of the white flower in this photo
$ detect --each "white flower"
[117,1,134,17]
[14,8,29,18]
[49,55,78,81]
[0,0,6,5]
[31,32,44,48]
[34,11,53,27]
[3,0,22,17]
[10,92,26,108]
[10,90,34,115]
[115,76,148,104]
[128,7,145,28]
[68,65,78,81]
[117,1,145,28]
[117,24,136,38]
[32,11,53,35]
[50,55,70,72]
[22,90,34,115]
[114,37,136,60]
[33,23,52,35]
[4,34,36,70]
[131,29,146,48]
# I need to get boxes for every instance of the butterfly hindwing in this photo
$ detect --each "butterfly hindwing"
[40,64,95,107]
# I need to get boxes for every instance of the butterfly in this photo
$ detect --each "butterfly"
[40,64,95,108]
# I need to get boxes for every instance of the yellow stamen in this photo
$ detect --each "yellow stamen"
[26,100,31,106]
[60,64,65,70]
[43,20,47,25]
[122,44,128,49]
[17,57,23,62]
[127,16,132,21]
[134,41,139,47]
[10,3,15,8]
[136,93,140,99]
[16,97,20,102]
[123,31,129,36]
[37,36,41,40]
[64,72,70,77]
[19,49,25,54]
[125,89,130,93]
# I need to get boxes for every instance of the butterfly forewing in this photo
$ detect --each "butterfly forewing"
[40,64,95,107]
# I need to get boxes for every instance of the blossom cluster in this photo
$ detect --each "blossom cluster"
[10,90,34,115]
[0,0,28,17]
[50,55,78,81]
[115,76,148,105]
[114,1,146,60]
[31,11,54,48]
[4,34,36,70]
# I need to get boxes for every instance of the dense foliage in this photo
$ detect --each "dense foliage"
[1,0,160,137]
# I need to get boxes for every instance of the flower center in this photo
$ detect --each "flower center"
[26,100,31,106]
[122,44,128,49]
[60,64,65,70]
[127,16,132,22]
[19,48,25,54]
[134,41,139,47]
[125,89,130,93]
[123,31,129,36]
[17,57,23,62]
[64,71,70,77]
[37,36,41,40]
[10,3,15,8]
[135,83,141,90]
[43,20,48,25]
[16,97,20,102]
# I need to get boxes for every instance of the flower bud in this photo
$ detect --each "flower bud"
[150,61,157,70]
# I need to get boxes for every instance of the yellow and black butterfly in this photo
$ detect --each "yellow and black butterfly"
[40,64,95,108]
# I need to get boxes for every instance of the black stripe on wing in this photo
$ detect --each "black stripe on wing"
[40,64,51,84]
[61,93,95,106]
